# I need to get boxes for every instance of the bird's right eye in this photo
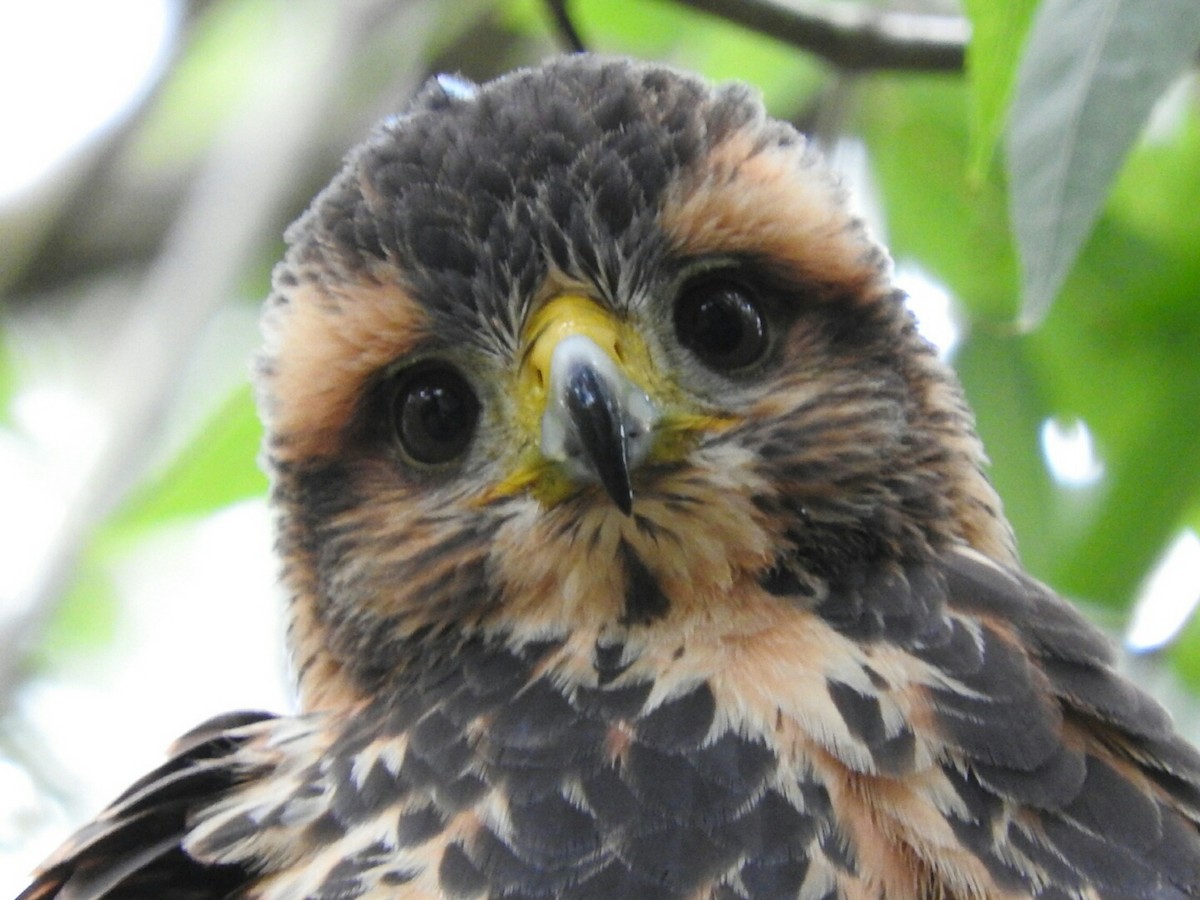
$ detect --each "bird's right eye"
[388,362,480,465]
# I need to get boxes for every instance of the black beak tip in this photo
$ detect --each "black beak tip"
[611,483,634,517]
[565,364,636,516]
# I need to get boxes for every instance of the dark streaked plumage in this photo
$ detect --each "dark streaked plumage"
[18,55,1200,899]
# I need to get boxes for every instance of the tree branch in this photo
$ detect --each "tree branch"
[670,0,968,73]
[545,0,588,53]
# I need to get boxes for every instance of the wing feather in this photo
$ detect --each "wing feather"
[16,711,278,900]
[935,547,1200,897]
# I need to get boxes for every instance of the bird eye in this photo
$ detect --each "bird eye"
[389,363,479,465]
[674,278,769,372]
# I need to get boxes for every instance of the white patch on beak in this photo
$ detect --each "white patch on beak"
[540,335,659,501]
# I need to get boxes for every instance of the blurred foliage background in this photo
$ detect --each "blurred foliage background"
[1,0,1198,890]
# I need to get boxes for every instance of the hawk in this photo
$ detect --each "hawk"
[18,55,1200,899]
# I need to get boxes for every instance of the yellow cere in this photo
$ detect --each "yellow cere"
[515,293,650,435]
[524,294,621,382]
[482,293,735,508]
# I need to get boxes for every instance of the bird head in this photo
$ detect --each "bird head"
[257,56,1014,708]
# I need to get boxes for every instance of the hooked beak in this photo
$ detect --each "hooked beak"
[490,292,730,515]
[492,294,662,513]
[540,334,657,515]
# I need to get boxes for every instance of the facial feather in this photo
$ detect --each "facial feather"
[258,58,1009,708]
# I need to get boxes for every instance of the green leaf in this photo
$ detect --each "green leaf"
[960,0,1038,178]
[111,382,266,533]
[1006,0,1200,326]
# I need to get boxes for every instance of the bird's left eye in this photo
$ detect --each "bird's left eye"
[389,363,480,465]
[674,277,769,372]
